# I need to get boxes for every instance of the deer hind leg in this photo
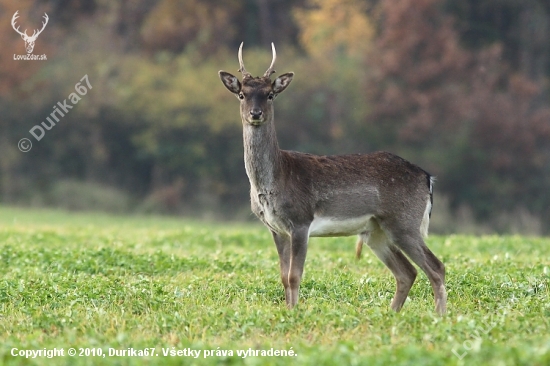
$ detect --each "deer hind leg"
[362,226,418,312]
[382,223,447,314]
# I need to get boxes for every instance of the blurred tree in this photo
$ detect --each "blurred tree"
[367,0,471,144]
[286,0,373,154]
[115,0,159,50]
[45,0,97,26]
[140,0,242,55]
[238,0,306,48]
[137,0,307,54]
[294,0,373,59]
[445,0,550,82]
[114,49,250,212]
[367,0,550,231]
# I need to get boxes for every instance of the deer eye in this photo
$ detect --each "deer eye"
[267,93,274,100]
[238,93,245,100]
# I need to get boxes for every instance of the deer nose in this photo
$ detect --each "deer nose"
[250,109,263,120]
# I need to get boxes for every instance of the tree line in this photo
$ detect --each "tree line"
[1,0,549,233]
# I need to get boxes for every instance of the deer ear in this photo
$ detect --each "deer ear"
[272,72,294,95]
[219,71,241,95]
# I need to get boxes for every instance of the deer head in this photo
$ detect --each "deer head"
[219,43,294,126]
[12,11,49,54]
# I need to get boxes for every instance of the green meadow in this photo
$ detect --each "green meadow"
[0,206,549,365]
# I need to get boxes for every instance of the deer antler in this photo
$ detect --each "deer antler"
[238,42,252,78]
[29,13,49,40]
[263,43,276,78]
[11,11,28,37]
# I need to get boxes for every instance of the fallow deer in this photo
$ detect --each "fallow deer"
[218,43,447,314]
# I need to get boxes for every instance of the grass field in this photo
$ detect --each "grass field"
[0,206,549,365]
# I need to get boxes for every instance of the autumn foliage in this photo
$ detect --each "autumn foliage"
[368,0,550,226]
[0,0,549,233]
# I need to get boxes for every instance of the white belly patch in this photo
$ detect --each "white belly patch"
[308,214,375,237]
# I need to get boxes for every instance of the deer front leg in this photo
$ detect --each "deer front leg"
[272,231,291,306]
[287,227,309,308]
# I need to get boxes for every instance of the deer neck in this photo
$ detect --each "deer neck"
[243,119,282,192]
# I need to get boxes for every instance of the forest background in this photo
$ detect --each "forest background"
[1,0,549,234]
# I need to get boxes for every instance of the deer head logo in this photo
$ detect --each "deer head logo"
[11,11,49,54]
